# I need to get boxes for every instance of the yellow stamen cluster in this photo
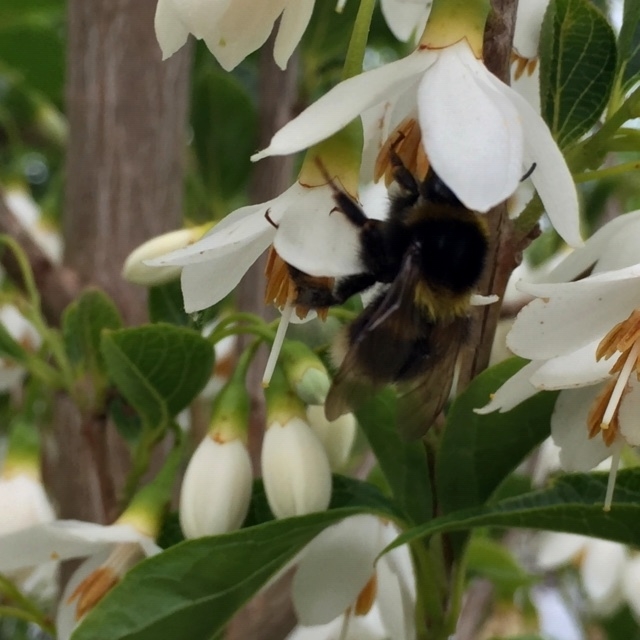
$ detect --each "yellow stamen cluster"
[264,248,332,320]
[375,117,429,187]
[587,309,640,444]
[510,52,538,81]
[354,574,378,616]
[67,543,143,620]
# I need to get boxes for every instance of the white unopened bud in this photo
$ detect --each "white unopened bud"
[261,417,332,519]
[123,226,210,286]
[180,435,253,538]
[306,405,356,471]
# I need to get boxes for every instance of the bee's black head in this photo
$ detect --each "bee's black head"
[421,167,464,208]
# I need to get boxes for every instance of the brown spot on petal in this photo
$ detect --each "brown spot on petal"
[354,573,378,616]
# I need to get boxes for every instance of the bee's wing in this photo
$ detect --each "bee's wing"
[396,317,468,440]
[325,250,424,421]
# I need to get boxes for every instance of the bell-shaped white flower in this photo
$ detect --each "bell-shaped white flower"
[478,213,640,508]
[292,515,415,638]
[537,532,627,614]
[122,224,212,287]
[261,415,332,519]
[146,180,363,314]
[180,435,253,538]
[0,304,42,391]
[154,0,315,71]
[306,405,356,471]
[252,37,581,247]
[380,0,431,44]
[4,185,63,264]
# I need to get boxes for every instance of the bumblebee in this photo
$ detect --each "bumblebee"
[289,153,489,439]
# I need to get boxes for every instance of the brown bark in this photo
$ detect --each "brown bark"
[45,0,192,525]
[64,0,191,326]
[457,0,522,388]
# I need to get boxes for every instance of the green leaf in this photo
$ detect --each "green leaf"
[148,280,190,327]
[617,0,640,91]
[72,496,396,640]
[389,469,640,552]
[356,390,431,525]
[190,66,258,205]
[539,0,617,147]
[62,289,123,377]
[101,324,213,430]
[437,358,557,517]
[466,537,533,598]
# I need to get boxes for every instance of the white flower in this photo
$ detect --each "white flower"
[478,213,640,508]
[287,606,388,640]
[154,0,315,70]
[4,186,63,264]
[306,405,356,471]
[179,434,253,538]
[252,39,581,247]
[122,225,211,286]
[380,0,431,44]
[261,416,332,519]
[146,181,363,314]
[0,304,41,391]
[0,518,159,638]
[292,515,415,638]
[0,473,55,535]
[537,532,627,615]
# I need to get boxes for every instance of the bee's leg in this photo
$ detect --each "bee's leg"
[291,269,377,308]
[389,144,420,199]
[521,162,537,181]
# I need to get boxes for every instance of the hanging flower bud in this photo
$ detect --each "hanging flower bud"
[306,405,357,471]
[180,363,253,538]
[123,224,212,286]
[262,368,332,519]
[280,340,331,405]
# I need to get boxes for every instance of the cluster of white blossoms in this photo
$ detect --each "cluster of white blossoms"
[479,211,640,509]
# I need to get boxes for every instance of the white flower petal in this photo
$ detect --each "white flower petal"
[261,417,332,519]
[513,0,549,58]
[154,0,190,59]
[418,42,523,212]
[292,515,384,624]
[536,532,586,570]
[474,361,543,414]
[274,0,315,70]
[380,0,430,43]
[165,0,233,40]
[621,556,640,618]
[0,521,143,572]
[509,272,640,359]
[0,475,55,535]
[581,539,627,607]
[204,0,288,71]
[147,203,275,266]
[180,233,272,312]
[551,387,611,472]
[496,81,582,247]
[56,549,112,640]
[376,555,416,640]
[252,51,434,161]
[547,211,640,282]
[179,436,253,537]
[618,377,640,447]
[306,405,356,471]
[529,340,611,390]
[470,293,499,306]
[274,185,364,277]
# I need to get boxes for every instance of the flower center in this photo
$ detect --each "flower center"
[510,52,538,81]
[374,117,429,186]
[586,309,640,510]
[67,543,143,620]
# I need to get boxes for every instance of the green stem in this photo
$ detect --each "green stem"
[0,605,54,633]
[411,541,446,638]
[0,573,55,634]
[574,160,640,183]
[341,0,376,81]
[210,325,275,345]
